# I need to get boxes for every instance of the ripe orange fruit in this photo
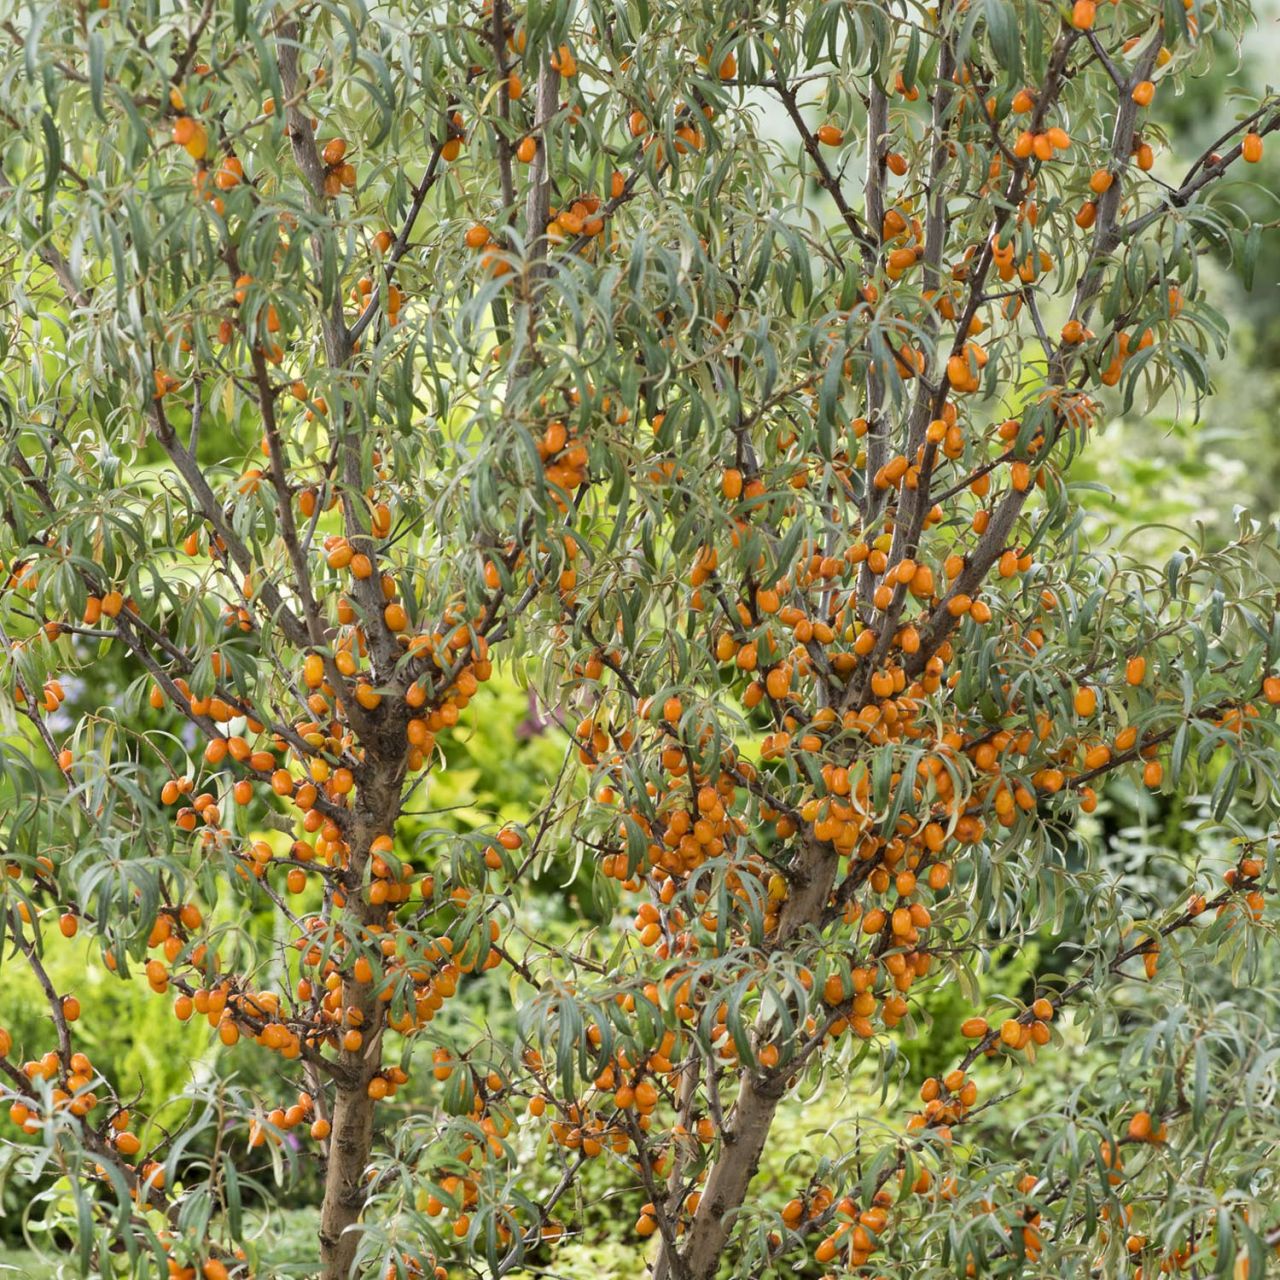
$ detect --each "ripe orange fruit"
[1127,1110,1152,1140]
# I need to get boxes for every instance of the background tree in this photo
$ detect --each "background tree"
[2,1,1280,1278]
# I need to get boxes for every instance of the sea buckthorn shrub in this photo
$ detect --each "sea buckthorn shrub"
[1,0,1280,1277]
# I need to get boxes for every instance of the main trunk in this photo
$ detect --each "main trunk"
[666,1074,785,1280]
[317,776,400,1280]
[319,1080,377,1280]
[655,836,839,1280]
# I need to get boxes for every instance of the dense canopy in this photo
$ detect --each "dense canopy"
[1,0,1280,1277]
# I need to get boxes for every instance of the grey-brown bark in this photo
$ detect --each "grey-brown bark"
[318,1077,378,1279]
[653,835,839,1280]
